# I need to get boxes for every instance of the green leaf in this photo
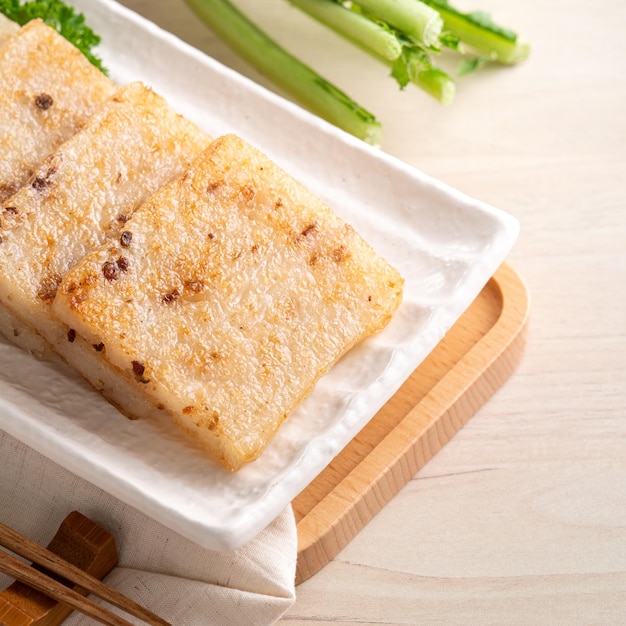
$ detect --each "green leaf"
[184,0,382,144]
[457,54,492,76]
[390,50,411,89]
[438,30,461,51]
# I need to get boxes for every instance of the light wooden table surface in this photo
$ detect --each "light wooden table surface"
[119,1,626,623]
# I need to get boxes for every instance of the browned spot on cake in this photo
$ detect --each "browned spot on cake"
[34,93,54,110]
[37,272,62,301]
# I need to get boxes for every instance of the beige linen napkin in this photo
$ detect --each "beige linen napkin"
[0,430,297,625]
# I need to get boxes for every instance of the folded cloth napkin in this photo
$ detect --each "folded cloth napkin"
[0,429,297,625]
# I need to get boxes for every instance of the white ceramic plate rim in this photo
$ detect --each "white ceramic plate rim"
[0,0,519,550]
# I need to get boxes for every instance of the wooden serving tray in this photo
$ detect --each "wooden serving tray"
[293,262,530,584]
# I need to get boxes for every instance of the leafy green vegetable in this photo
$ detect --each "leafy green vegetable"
[0,0,107,73]
[421,0,530,64]
[287,0,453,104]
[289,0,403,62]
[184,0,382,145]
[391,45,454,104]
[350,0,443,47]
[184,0,528,141]
[457,54,492,77]
[285,0,528,104]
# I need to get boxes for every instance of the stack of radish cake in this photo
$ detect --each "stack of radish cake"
[0,18,403,470]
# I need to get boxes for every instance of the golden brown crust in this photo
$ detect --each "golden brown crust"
[0,81,212,419]
[53,134,404,470]
[0,19,116,203]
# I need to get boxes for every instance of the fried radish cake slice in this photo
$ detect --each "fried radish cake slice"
[53,134,404,470]
[0,19,116,203]
[0,19,114,357]
[0,81,212,416]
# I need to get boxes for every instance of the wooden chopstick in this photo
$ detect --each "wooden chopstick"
[0,521,170,626]
[0,547,133,626]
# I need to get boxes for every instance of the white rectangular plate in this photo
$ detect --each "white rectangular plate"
[0,0,519,550]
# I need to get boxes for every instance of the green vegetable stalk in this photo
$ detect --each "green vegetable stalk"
[288,0,455,104]
[289,0,402,61]
[184,0,382,145]
[392,48,455,104]
[422,0,530,64]
[183,0,528,140]
[352,0,443,47]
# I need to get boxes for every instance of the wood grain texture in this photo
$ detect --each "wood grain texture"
[294,263,529,583]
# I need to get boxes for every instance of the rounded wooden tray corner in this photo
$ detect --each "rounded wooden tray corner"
[293,262,530,585]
